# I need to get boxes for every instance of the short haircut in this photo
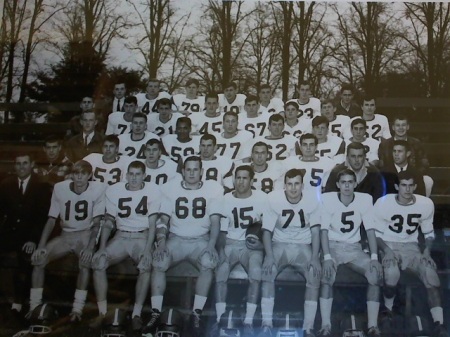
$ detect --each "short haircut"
[346,141,365,153]
[205,92,219,101]
[104,134,120,147]
[128,160,146,173]
[392,139,410,151]
[72,160,93,175]
[186,78,200,87]
[321,99,336,107]
[183,155,202,170]
[252,141,269,153]
[148,78,160,85]
[124,96,137,105]
[259,84,271,92]
[336,168,356,182]
[269,113,284,124]
[245,94,259,104]
[235,165,255,179]
[200,133,217,146]
[312,116,329,128]
[81,110,97,119]
[284,168,305,183]
[176,116,192,128]
[299,133,318,145]
[224,81,238,90]
[340,83,355,93]
[132,112,147,122]
[223,111,238,121]
[44,135,62,146]
[285,101,299,110]
[157,98,172,108]
[145,138,163,149]
[351,118,367,129]
[397,170,417,184]
[299,80,310,87]
[14,152,34,162]
[362,95,376,104]
[392,114,409,124]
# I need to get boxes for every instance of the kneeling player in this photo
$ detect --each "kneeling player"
[319,169,382,337]
[91,161,160,333]
[374,171,448,337]
[30,160,105,321]
[261,169,322,337]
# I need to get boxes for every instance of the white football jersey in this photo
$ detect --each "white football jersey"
[135,91,174,114]
[343,114,391,141]
[211,189,268,241]
[189,112,223,136]
[105,112,131,135]
[243,135,297,162]
[160,180,223,237]
[316,135,346,164]
[218,93,247,114]
[215,130,254,161]
[83,153,130,185]
[147,112,183,137]
[345,138,380,163]
[105,182,160,231]
[287,97,321,119]
[372,194,434,243]
[144,156,179,185]
[263,190,321,244]
[259,98,285,114]
[321,192,374,243]
[283,117,312,139]
[239,112,271,138]
[251,161,284,194]
[49,180,106,232]
[162,134,201,164]
[118,131,160,161]
[172,94,205,114]
[329,115,351,138]
[202,156,234,189]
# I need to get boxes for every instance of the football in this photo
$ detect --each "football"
[245,221,263,247]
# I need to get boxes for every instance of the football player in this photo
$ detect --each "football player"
[105,96,136,135]
[143,138,179,186]
[91,160,160,333]
[83,135,130,185]
[29,160,106,322]
[218,81,247,114]
[321,99,350,138]
[172,78,205,115]
[319,168,382,337]
[258,84,284,114]
[286,80,321,119]
[147,97,183,137]
[146,156,223,336]
[249,141,283,194]
[261,169,322,337]
[135,78,174,114]
[310,116,346,165]
[162,117,201,164]
[374,171,448,337]
[346,118,380,166]
[190,92,223,136]
[239,94,271,137]
[283,101,312,139]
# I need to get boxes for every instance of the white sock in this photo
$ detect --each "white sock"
[30,288,43,311]
[11,303,22,312]
[193,295,207,312]
[244,303,257,325]
[430,307,444,324]
[367,301,380,328]
[261,297,275,327]
[216,302,226,322]
[72,289,88,314]
[132,303,143,317]
[97,300,107,315]
[303,300,318,332]
[319,297,333,327]
[383,296,394,311]
[151,295,163,312]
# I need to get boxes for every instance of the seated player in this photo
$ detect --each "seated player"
[199,134,234,190]
[283,101,312,139]
[249,141,284,194]
[218,81,247,114]
[261,169,322,337]
[374,171,448,337]
[190,92,223,136]
[319,169,382,337]
[172,78,205,115]
[91,161,160,334]
[105,96,137,135]
[239,94,270,137]
[147,97,183,137]
[210,165,268,337]
[135,78,173,114]
[84,135,130,185]
[346,118,380,166]
[311,116,346,164]
[321,99,350,138]
[146,156,223,336]
[118,112,160,162]
[162,117,201,164]
[286,80,321,119]
[258,83,284,114]
[143,138,179,186]
[29,160,105,322]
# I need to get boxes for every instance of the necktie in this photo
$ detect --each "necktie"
[117,99,121,112]
[84,134,89,147]
[19,180,24,194]
[400,167,404,172]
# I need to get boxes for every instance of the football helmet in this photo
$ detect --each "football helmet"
[101,308,129,337]
[275,313,301,337]
[28,303,58,334]
[219,310,241,337]
[156,308,183,337]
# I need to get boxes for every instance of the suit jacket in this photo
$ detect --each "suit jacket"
[65,131,104,163]
[0,173,51,251]
[381,163,425,196]
[334,100,362,118]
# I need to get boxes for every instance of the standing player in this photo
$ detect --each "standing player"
[147,98,183,137]
[146,156,223,336]
[239,95,270,137]
[319,169,382,337]
[334,84,362,118]
[321,99,351,138]
[374,171,448,337]
[261,169,322,337]
[105,96,137,135]
[29,161,105,322]
[286,80,321,119]
[91,161,160,333]
[172,78,205,115]
[310,116,346,164]
[84,135,130,185]
[135,78,174,114]
[211,166,268,336]
[143,139,179,186]
[249,141,284,194]
[190,92,223,136]
[258,84,284,114]
[218,82,247,114]
[118,112,160,162]
[346,118,380,166]
[283,101,312,139]
[162,117,201,164]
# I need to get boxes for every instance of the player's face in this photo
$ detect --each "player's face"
[396,178,417,202]
[341,90,353,104]
[298,84,310,100]
[392,119,409,137]
[158,104,172,118]
[351,123,366,142]
[234,170,252,194]
[80,97,94,113]
[269,119,284,138]
[205,97,219,114]
[361,99,376,116]
[300,139,317,158]
[223,115,238,134]
[176,122,191,141]
[259,88,271,102]
[312,123,328,141]
[251,145,268,166]
[72,169,91,188]
[146,81,160,96]
[102,141,118,160]
[392,145,409,165]
[80,112,97,133]
[127,167,145,190]
[186,83,198,97]
[44,141,61,161]
[132,117,147,135]
[336,174,357,196]
[182,160,203,185]
[321,103,335,121]
[245,100,259,116]
[113,83,126,99]
[347,148,366,171]
[224,86,237,100]
[124,102,137,114]
[144,143,161,163]
[284,105,299,120]
[284,175,303,201]
[200,139,216,159]
[15,155,34,179]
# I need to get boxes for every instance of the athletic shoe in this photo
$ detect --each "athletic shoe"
[367,326,381,337]
[304,329,316,337]
[243,323,255,337]
[433,322,449,337]
[131,315,143,332]
[189,309,203,337]
[209,321,220,337]
[69,311,82,323]
[317,324,332,337]
[258,325,273,337]
[142,309,161,334]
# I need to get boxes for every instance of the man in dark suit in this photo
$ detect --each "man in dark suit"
[0,153,51,322]
[334,83,362,118]
[65,110,104,163]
